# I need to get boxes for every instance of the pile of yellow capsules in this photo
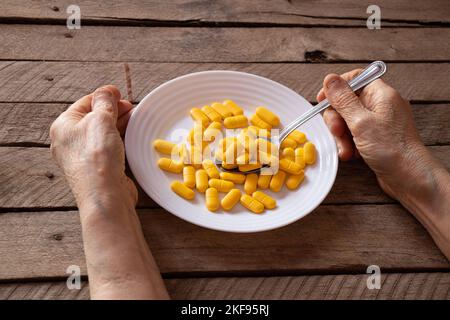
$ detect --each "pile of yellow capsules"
[153,100,316,214]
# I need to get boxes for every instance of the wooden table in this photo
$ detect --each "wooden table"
[1,1,449,300]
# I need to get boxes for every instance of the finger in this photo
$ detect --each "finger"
[336,132,354,161]
[65,93,93,116]
[317,68,363,102]
[117,108,135,136]
[323,108,347,137]
[323,74,368,132]
[118,100,134,118]
[91,85,121,121]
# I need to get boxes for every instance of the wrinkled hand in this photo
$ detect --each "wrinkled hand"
[317,70,428,200]
[50,85,137,206]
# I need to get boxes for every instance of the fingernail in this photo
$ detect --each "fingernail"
[93,89,113,105]
[326,75,343,89]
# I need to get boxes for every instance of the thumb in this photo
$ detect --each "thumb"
[91,85,121,122]
[323,74,368,132]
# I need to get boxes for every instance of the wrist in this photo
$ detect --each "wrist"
[68,167,137,214]
[384,143,447,217]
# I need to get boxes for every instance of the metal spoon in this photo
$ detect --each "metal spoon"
[217,60,387,174]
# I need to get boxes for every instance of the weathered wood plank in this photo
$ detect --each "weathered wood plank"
[1,103,448,146]
[2,0,449,26]
[1,25,449,62]
[1,62,449,103]
[1,146,449,209]
[0,206,448,281]
[0,103,68,146]
[2,272,450,299]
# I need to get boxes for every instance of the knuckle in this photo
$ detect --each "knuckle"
[49,119,61,141]
[333,91,359,110]
[351,115,370,136]
[95,109,114,121]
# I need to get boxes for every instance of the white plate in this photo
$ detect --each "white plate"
[125,71,338,233]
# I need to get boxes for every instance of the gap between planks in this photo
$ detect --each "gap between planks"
[1,272,450,300]
[1,0,450,27]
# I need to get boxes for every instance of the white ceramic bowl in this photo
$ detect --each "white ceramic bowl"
[125,71,338,233]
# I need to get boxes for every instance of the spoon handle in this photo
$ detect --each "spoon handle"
[279,61,387,141]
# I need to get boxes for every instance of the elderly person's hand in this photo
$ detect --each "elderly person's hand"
[50,85,137,207]
[50,85,168,300]
[318,70,450,259]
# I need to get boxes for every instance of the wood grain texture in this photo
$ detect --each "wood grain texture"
[0,103,68,146]
[0,207,448,281]
[1,146,449,209]
[1,103,449,146]
[2,272,450,299]
[1,62,450,103]
[2,0,449,26]
[1,26,450,62]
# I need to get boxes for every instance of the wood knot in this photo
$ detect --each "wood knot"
[304,50,328,62]
[45,171,54,179]
[51,6,60,12]
[53,233,63,241]
[44,75,54,81]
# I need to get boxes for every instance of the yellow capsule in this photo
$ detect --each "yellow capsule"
[211,102,232,118]
[187,128,195,145]
[239,163,262,172]
[258,151,273,165]
[189,145,203,167]
[236,152,249,164]
[294,147,306,169]
[223,115,248,129]
[286,171,305,190]
[287,130,307,144]
[252,191,276,209]
[202,159,220,179]
[205,187,220,212]
[201,105,222,122]
[219,172,246,184]
[270,170,286,192]
[223,100,244,116]
[247,125,271,138]
[279,158,302,175]
[183,166,196,188]
[256,138,275,155]
[187,122,205,146]
[244,173,258,195]
[223,140,239,164]
[190,108,210,126]
[250,114,272,130]
[158,158,183,173]
[203,121,222,142]
[176,144,189,164]
[221,162,238,170]
[153,139,176,155]
[219,137,237,152]
[195,169,209,193]
[256,107,280,127]
[257,174,272,189]
[209,179,234,193]
[171,181,195,200]
[240,194,264,214]
[214,149,224,162]
[221,189,241,211]
[281,147,295,161]
[304,142,316,165]
[280,138,297,150]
